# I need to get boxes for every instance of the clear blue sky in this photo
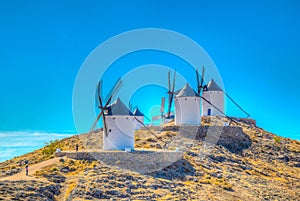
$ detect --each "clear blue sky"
[0,0,299,139]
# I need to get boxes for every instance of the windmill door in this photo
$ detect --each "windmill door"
[208,109,211,116]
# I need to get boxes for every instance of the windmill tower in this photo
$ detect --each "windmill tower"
[202,79,225,116]
[174,83,201,125]
[196,67,249,124]
[90,79,135,150]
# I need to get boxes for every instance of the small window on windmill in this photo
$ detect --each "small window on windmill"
[109,129,112,132]
[185,98,187,100]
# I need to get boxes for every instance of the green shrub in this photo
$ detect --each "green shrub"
[274,136,281,143]
[42,140,61,159]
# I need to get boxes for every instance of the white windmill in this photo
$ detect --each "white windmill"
[90,79,136,150]
[195,66,250,125]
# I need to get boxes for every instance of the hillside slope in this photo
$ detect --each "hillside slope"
[0,116,299,200]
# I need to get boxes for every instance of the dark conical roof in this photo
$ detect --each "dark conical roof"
[204,79,223,91]
[107,98,133,116]
[175,83,199,97]
[133,108,144,116]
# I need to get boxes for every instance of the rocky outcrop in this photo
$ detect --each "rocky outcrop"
[196,126,252,153]
[62,150,183,174]
[164,125,252,153]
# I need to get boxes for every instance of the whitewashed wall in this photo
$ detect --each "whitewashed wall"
[202,91,225,116]
[175,97,201,125]
[134,116,144,130]
[103,116,135,150]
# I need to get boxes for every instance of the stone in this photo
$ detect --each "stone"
[60,166,70,173]
[106,190,120,196]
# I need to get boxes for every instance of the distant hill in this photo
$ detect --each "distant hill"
[0,116,299,200]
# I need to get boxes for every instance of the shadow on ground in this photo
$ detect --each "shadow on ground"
[196,126,252,154]
[148,159,195,180]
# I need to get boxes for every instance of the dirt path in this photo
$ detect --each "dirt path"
[0,157,60,182]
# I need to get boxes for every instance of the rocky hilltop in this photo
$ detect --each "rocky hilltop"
[0,116,299,200]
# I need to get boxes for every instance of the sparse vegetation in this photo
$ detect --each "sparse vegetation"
[42,140,62,159]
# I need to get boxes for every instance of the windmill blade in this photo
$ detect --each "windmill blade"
[97,80,104,108]
[167,93,174,118]
[196,68,200,95]
[172,70,176,92]
[90,110,104,132]
[166,71,176,118]
[102,112,109,137]
[144,115,152,123]
[200,66,205,88]
[167,91,173,118]
[160,97,165,113]
[225,92,251,118]
[104,78,123,106]
[152,115,162,121]
[168,70,171,91]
